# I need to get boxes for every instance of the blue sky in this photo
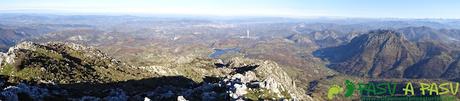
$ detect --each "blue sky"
[1,0,460,18]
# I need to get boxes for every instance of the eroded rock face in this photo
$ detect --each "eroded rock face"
[136,57,311,101]
[224,57,309,100]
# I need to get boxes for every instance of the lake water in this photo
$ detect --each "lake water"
[208,48,240,58]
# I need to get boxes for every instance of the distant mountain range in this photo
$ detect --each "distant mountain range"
[315,29,460,81]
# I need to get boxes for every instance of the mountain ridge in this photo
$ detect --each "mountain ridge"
[0,41,310,100]
[314,29,460,80]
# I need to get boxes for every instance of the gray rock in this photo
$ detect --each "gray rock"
[0,83,49,101]
[177,96,188,101]
[103,89,128,101]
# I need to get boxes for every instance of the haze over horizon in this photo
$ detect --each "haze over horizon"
[1,0,460,19]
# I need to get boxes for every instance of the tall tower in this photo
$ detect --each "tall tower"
[246,29,250,38]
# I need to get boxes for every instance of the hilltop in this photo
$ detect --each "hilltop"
[0,41,310,100]
[315,29,460,80]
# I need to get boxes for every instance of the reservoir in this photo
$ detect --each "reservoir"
[208,48,240,58]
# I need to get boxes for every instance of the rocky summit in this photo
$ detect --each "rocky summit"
[0,42,146,84]
[0,42,310,101]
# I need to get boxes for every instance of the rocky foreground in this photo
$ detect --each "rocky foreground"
[0,42,311,101]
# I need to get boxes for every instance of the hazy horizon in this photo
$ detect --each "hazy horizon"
[1,0,460,19]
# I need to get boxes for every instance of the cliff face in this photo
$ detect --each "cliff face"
[224,57,310,100]
[0,42,310,100]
